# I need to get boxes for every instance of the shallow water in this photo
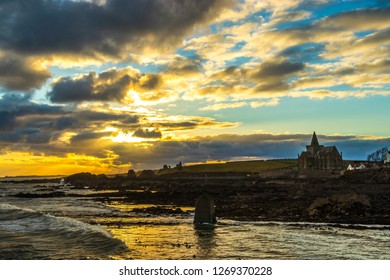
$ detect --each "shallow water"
[104,218,390,260]
[1,182,390,260]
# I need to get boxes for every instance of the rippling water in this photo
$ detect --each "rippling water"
[1,181,390,260]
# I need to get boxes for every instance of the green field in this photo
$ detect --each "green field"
[158,159,298,174]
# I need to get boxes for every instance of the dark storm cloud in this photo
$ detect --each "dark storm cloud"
[72,110,140,130]
[279,43,325,63]
[0,127,47,144]
[0,93,64,115]
[37,110,140,133]
[0,0,230,57]
[0,131,21,143]
[0,93,32,112]
[70,131,112,143]
[138,74,163,90]
[254,82,290,93]
[132,128,162,139]
[26,131,51,144]
[251,60,305,79]
[47,66,180,104]
[0,54,51,91]
[249,60,304,93]
[47,68,138,103]
[208,59,305,84]
[54,116,77,130]
[0,112,16,131]
[77,110,130,122]
[0,93,66,132]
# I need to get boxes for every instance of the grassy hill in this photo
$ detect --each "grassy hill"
[157,159,298,174]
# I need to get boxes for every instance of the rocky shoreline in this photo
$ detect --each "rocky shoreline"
[11,168,390,225]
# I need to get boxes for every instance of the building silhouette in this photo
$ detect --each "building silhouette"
[298,132,343,171]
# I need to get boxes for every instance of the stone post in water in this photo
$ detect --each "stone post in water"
[194,193,217,225]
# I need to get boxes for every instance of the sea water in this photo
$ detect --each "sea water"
[1,181,390,260]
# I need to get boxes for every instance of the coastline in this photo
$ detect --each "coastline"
[9,168,390,226]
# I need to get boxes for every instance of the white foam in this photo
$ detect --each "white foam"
[0,203,112,237]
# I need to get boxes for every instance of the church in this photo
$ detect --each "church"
[298,132,343,171]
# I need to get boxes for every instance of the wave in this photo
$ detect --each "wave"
[0,203,128,259]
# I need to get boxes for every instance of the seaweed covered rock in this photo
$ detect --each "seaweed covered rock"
[344,168,390,184]
[308,193,371,219]
[66,172,108,187]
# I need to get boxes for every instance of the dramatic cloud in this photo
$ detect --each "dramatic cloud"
[0,0,230,92]
[70,131,113,144]
[0,112,16,131]
[132,128,162,139]
[0,92,143,149]
[48,67,139,103]
[54,117,77,130]
[318,6,390,31]
[252,60,305,79]
[165,57,203,76]
[0,93,64,117]
[185,58,305,101]
[0,0,231,58]
[0,53,50,91]
[1,1,390,175]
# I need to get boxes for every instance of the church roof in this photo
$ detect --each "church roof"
[316,146,340,156]
[310,131,320,146]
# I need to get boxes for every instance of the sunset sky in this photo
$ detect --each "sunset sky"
[0,0,390,176]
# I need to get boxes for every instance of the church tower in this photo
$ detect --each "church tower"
[306,131,323,155]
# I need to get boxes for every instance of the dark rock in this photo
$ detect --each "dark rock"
[127,169,137,178]
[65,172,109,187]
[308,193,371,219]
[344,168,390,184]
[138,170,156,178]
[14,191,66,198]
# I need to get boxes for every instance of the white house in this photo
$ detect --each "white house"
[385,152,390,164]
[347,163,367,170]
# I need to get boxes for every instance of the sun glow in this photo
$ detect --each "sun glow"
[107,131,160,143]
[0,152,129,177]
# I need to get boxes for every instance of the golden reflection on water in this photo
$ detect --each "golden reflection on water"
[105,220,390,259]
[103,201,295,259]
[108,223,213,259]
[102,202,390,260]
[105,219,296,260]
[108,201,194,213]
